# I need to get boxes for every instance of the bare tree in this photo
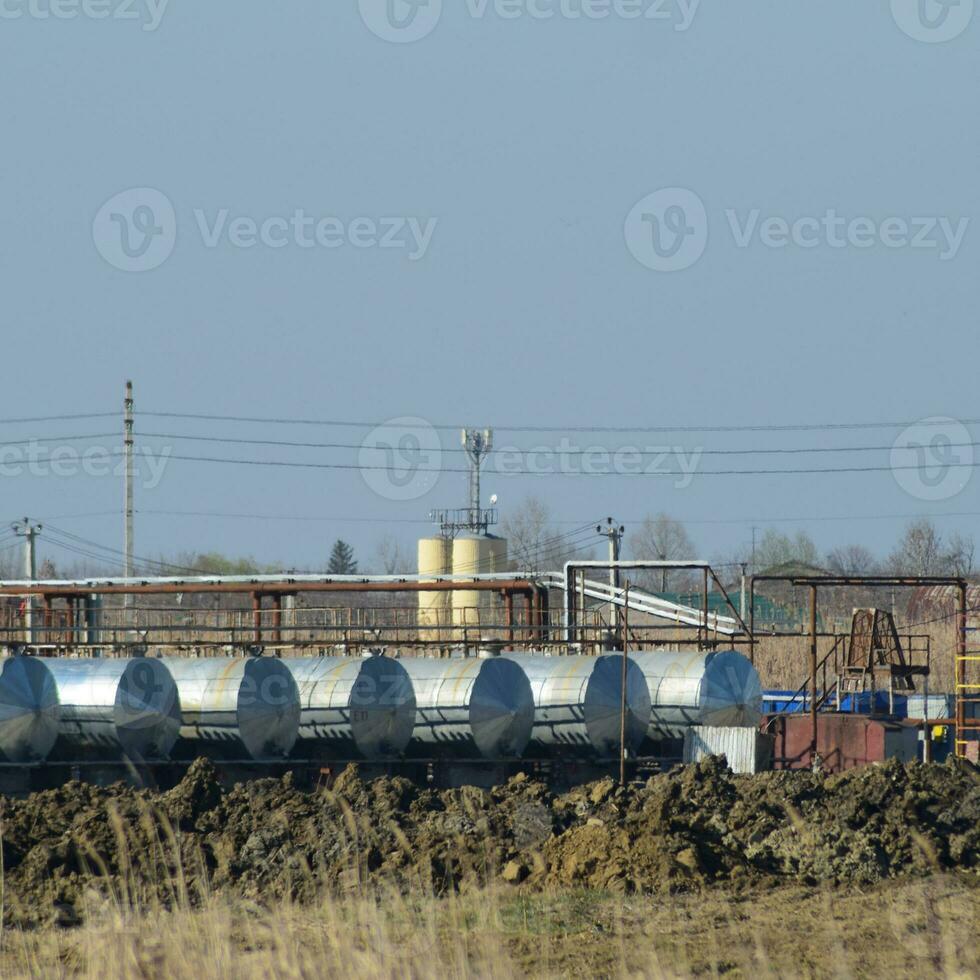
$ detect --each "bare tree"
[825,544,879,576]
[628,513,696,591]
[753,529,820,572]
[500,496,592,573]
[945,531,975,577]
[888,519,948,575]
[374,534,413,575]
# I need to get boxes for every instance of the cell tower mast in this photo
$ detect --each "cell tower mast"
[428,427,497,538]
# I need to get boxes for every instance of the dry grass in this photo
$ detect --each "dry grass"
[0,876,976,979]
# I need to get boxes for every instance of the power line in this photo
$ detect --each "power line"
[0,413,116,425]
[139,410,980,435]
[42,525,210,576]
[130,430,980,458]
[0,433,120,448]
[80,449,980,478]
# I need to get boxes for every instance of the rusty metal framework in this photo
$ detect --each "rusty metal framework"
[0,577,549,653]
[750,575,975,760]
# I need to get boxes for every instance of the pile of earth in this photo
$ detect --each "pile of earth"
[1,756,978,927]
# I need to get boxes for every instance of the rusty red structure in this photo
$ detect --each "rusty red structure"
[751,575,976,761]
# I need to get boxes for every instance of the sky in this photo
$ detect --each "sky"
[0,0,978,575]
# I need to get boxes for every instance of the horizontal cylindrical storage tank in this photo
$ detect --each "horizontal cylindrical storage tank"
[631,650,763,742]
[48,658,181,760]
[400,656,534,759]
[508,655,651,758]
[0,656,60,764]
[283,655,416,760]
[164,657,301,761]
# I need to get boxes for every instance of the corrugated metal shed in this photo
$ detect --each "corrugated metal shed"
[906,585,980,621]
[683,726,773,773]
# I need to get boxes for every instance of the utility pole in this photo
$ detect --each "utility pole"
[597,518,625,635]
[12,518,41,645]
[751,526,758,575]
[124,380,134,604]
[740,562,748,620]
[619,580,630,786]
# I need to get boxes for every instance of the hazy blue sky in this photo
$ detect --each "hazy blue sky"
[1,1,977,573]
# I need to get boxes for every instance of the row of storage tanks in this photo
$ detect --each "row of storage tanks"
[0,650,763,766]
[417,534,508,635]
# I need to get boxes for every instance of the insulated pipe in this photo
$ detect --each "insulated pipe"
[506,654,651,758]
[0,656,60,763]
[163,657,300,761]
[283,655,416,760]
[47,657,181,760]
[400,656,534,759]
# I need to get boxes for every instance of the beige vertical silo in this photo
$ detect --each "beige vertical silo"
[451,534,508,640]
[418,537,451,643]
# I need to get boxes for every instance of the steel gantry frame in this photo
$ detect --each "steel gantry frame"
[750,575,975,760]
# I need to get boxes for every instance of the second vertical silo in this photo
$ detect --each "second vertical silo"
[451,533,508,640]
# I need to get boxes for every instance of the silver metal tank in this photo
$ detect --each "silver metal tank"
[163,657,300,761]
[0,656,60,764]
[283,655,416,760]
[47,657,181,760]
[400,656,534,759]
[631,650,763,741]
[508,654,651,758]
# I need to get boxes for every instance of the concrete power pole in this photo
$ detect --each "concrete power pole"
[12,518,41,644]
[124,381,134,603]
[597,518,625,635]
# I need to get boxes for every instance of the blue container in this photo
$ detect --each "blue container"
[837,691,908,717]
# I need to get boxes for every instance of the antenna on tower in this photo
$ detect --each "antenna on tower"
[428,427,497,537]
[462,428,493,530]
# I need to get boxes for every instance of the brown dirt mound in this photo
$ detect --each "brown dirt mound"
[1,756,978,928]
